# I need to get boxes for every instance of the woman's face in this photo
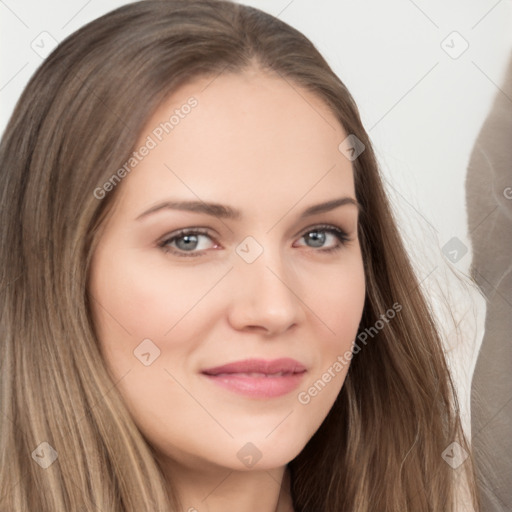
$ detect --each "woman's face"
[89,69,365,473]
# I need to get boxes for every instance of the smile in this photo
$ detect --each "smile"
[201,358,307,398]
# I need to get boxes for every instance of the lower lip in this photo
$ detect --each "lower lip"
[202,372,306,398]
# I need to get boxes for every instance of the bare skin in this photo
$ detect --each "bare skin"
[88,68,365,512]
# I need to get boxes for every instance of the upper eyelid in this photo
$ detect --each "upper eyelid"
[159,227,214,242]
[295,222,349,235]
[161,223,349,240]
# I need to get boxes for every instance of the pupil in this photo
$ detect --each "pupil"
[307,231,325,247]
[177,234,198,251]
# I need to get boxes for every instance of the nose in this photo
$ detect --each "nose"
[227,247,305,336]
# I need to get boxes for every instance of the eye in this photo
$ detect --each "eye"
[158,224,351,258]
[159,228,218,257]
[293,225,350,253]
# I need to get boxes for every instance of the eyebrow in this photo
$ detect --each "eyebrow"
[135,196,359,221]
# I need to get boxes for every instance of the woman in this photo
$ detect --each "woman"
[0,1,479,510]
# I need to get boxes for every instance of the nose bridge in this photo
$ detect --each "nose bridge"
[227,236,303,333]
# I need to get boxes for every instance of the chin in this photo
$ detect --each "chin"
[230,434,309,471]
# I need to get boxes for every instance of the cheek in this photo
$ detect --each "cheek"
[323,278,365,332]
[296,252,365,408]
[305,252,366,345]
[87,250,222,443]
[89,249,227,348]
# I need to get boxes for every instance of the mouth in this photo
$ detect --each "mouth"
[201,358,307,398]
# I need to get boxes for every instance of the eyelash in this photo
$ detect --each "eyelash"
[158,224,351,258]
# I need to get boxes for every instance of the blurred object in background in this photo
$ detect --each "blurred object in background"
[467,52,512,512]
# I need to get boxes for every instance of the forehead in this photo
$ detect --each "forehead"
[115,70,355,215]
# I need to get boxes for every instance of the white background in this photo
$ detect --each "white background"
[2,0,512,437]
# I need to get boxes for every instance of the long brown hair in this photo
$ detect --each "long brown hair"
[0,1,479,510]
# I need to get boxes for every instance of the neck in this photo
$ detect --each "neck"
[159,458,295,512]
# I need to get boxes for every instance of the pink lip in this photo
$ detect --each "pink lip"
[201,358,307,398]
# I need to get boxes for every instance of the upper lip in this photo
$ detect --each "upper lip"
[202,358,307,376]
